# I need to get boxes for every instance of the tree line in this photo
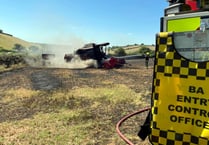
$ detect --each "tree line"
[110,46,155,57]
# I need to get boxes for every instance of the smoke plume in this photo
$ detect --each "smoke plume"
[24,44,98,69]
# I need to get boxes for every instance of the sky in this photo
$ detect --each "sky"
[0,0,168,48]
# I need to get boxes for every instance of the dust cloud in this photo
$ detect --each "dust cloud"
[24,44,98,69]
[22,8,98,69]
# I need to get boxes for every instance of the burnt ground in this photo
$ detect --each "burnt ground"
[0,58,154,144]
[0,59,154,93]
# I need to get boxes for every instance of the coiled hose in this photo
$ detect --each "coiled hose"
[116,107,151,145]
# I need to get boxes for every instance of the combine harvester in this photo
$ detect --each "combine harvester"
[39,42,125,69]
[116,0,209,144]
[65,42,126,69]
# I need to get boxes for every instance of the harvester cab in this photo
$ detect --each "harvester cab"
[76,43,108,59]
[73,42,126,69]
[75,42,109,68]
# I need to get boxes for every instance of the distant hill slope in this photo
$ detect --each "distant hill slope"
[123,45,155,51]
[0,32,154,55]
[0,33,34,50]
[0,33,71,53]
[110,45,155,55]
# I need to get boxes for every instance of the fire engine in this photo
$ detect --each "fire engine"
[148,0,209,144]
[117,1,209,145]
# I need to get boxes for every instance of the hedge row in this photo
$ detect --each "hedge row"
[0,53,26,68]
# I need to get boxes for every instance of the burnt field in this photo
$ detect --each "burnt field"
[0,59,154,145]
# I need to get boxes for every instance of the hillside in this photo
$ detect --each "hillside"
[0,33,71,54]
[109,44,155,56]
[123,45,155,50]
[0,32,155,55]
[123,45,155,54]
[0,33,34,50]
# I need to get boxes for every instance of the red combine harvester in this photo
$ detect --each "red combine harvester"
[65,42,126,69]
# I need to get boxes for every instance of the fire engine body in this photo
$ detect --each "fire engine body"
[164,0,209,32]
[164,0,209,33]
[162,0,209,61]
[138,0,209,143]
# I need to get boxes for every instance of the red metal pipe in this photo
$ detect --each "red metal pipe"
[116,107,151,145]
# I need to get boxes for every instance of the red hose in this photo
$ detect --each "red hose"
[116,107,151,145]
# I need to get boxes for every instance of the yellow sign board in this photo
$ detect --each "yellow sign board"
[150,32,209,145]
[167,17,200,32]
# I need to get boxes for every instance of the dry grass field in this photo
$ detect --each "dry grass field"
[0,59,154,145]
[0,33,32,50]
